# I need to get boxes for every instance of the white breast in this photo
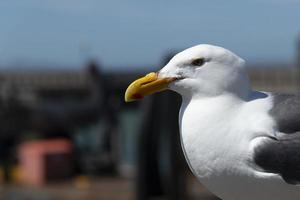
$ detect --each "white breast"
[179,93,300,200]
[180,96,255,180]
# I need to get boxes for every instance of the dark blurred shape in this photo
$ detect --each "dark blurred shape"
[0,83,32,182]
[31,61,104,134]
[136,91,187,200]
[76,60,119,175]
[0,60,121,183]
[136,96,164,198]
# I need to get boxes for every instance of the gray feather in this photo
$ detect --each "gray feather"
[270,94,300,133]
[254,94,300,184]
[254,133,300,184]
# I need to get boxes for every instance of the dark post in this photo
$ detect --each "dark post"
[136,96,164,199]
[163,91,187,200]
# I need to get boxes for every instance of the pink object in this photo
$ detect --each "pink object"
[18,139,73,186]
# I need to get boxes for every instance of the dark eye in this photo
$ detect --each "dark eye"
[191,58,205,67]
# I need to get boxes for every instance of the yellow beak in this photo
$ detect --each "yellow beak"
[125,72,176,102]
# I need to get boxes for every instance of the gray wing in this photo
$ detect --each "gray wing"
[254,94,300,184]
[269,93,300,133]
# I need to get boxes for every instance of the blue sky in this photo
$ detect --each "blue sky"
[0,0,299,70]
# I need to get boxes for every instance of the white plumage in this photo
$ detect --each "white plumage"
[158,44,300,200]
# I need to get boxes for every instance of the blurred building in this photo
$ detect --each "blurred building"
[0,62,298,200]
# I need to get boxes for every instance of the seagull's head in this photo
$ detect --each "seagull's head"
[125,44,250,102]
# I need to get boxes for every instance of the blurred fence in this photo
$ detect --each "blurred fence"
[248,67,299,93]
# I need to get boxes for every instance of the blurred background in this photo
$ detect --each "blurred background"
[0,0,299,200]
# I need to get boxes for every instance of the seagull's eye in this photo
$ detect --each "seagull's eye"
[191,58,205,67]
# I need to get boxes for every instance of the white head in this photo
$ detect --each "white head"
[159,44,250,100]
[125,44,251,102]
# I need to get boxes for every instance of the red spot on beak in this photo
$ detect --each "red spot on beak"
[133,93,143,99]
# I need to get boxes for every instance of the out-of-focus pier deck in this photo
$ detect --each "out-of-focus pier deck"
[0,176,218,200]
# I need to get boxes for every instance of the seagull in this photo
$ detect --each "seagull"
[124,44,300,200]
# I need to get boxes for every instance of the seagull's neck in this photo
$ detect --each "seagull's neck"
[182,73,252,101]
[181,89,252,107]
